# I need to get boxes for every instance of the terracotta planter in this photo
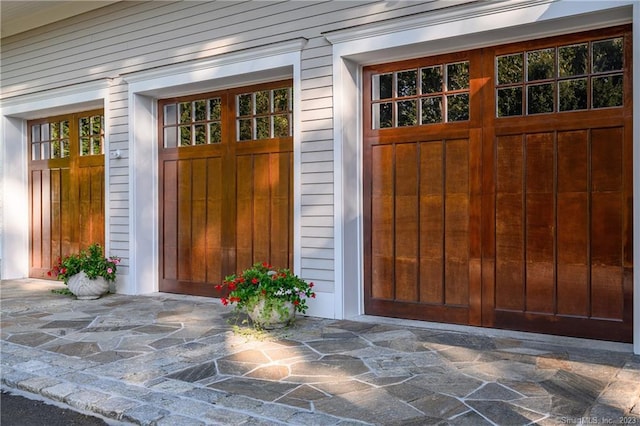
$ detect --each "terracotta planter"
[67,271,109,300]
[248,298,295,329]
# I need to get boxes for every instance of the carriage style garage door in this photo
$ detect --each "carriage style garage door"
[363,26,633,342]
[29,110,105,278]
[159,81,293,297]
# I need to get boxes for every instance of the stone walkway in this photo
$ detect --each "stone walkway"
[1,279,639,425]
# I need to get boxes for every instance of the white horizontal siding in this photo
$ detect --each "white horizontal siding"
[2,0,480,301]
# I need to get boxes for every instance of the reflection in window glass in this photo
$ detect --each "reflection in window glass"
[238,119,252,141]
[421,66,442,94]
[238,94,252,116]
[497,87,523,117]
[497,54,523,85]
[592,74,623,108]
[397,70,417,97]
[397,100,417,127]
[164,104,177,126]
[194,100,206,121]
[592,38,623,73]
[179,102,191,124]
[447,93,469,122]
[559,43,588,77]
[274,115,290,137]
[527,48,555,81]
[373,73,393,100]
[180,126,191,146]
[256,117,270,139]
[165,128,177,148]
[373,103,393,129]
[528,83,554,114]
[559,79,587,111]
[421,97,442,124]
[447,62,469,90]
[255,91,270,115]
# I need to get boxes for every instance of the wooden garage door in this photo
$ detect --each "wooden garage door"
[159,81,293,297]
[29,110,105,278]
[363,26,633,342]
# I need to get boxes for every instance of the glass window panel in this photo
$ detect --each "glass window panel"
[559,78,587,111]
[421,96,442,124]
[255,91,270,115]
[527,48,555,81]
[194,100,207,122]
[397,70,417,97]
[164,128,177,148]
[592,74,623,108]
[61,140,70,158]
[238,94,252,116]
[79,117,90,137]
[527,83,555,114]
[179,102,192,124]
[256,117,270,139]
[61,121,70,138]
[42,142,50,160]
[52,141,61,158]
[421,66,442,94]
[31,125,41,142]
[208,98,221,120]
[497,87,523,117]
[373,103,393,129]
[273,114,290,137]
[209,122,221,143]
[447,62,469,91]
[497,54,524,85]
[51,122,60,139]
[397,100,417,127]
[194,124,206,145]
[41,123,50,141]
[91,136,102,155]
[592,37,623,73]
[273,88,289,112]
[164,104,177,126]
[32,143,41,160]
[81,137,90,155]
[238,119,253,141]
[558,43,588,77]
[90,116,101,135]
[447,93,469,122]
[179,126,192,146]
[372,73,393,100]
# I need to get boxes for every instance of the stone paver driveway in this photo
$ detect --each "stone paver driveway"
[1,279,639,425]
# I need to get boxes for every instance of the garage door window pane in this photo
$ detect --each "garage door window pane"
[592,74,623,108]
[497,87,522,117]
[592,38,623,73]
[559,44,588,77]
[559,78,587,111]
[528,83,554,114]
[421,97,442,124]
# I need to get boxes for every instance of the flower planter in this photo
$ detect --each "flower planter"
[67,271,109,300]
[248,298,295,329]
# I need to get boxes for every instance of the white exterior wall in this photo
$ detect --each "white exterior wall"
[1,0,638,352]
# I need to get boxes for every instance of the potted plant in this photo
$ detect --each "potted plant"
[216,262,316,328]
[48,243,120,299]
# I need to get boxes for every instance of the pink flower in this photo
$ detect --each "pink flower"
[107,268,113,274]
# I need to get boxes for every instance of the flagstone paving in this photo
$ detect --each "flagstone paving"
[1,279,639,425]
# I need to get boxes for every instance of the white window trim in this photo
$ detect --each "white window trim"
[0,81,110,280]
[328,0,639,354]
[123,38,307,299]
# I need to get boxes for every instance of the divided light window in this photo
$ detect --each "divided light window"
[496,36,624,117]
[160,84,293,148]
[371,61,470,129]
[30,112,104,160]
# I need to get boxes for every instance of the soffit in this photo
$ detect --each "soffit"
[1,1,120,38]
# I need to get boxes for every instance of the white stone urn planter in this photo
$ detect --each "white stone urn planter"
[247,298,295,329]
[67,271,110,300]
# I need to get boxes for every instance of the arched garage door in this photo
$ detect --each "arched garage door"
[363,26,632,342]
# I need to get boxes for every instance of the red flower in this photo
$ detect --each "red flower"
[309,282,314,288]
[311,293,316,298]
[47,271,52,277]
[261,289,267,295]
[262,262,271,268]
[251,278,259,284]
[230,296,241,303]
[228,282,237,291]
[293,300,299,305]
[221,298,229,306]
